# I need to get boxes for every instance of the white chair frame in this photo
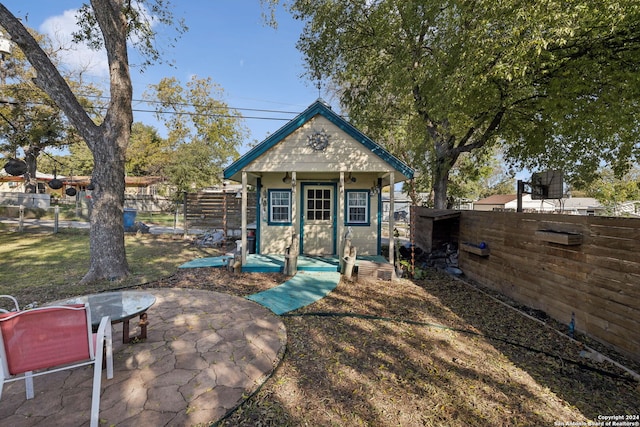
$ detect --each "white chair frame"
[0,303,113,427]
[0,295,19,313]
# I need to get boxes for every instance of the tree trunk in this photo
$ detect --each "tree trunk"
[23,148,39,194]
[82,132,129,283]
[80,0,133,284]
[432,161,450,209]
[432,138,457,210]
[0,3,133,284]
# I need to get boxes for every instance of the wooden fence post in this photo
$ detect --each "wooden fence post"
[183,192,188,238]
[18,204,24,232]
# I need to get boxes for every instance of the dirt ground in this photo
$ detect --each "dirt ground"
[143,267,640,427]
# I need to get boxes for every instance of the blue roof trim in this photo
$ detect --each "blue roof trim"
[223,99,414,180]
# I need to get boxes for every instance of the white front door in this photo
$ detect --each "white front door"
[302,185,334,255]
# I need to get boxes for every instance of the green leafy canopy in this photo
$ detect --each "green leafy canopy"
[290,0,640,206]
[143,75,247,196]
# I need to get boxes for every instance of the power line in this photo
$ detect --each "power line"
[0,94,300,122]
[1,86,304,116]
[127,96,302,116]
[130,106,292,121]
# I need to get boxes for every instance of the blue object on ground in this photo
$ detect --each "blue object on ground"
[246,271,341,315]
[179,256,233,269]
[445,266,463,276]
[123,208,137,230]
[569,312,575,338]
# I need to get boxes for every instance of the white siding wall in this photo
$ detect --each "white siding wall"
[258,172,381,255]
[259,174,297,254]
[246,114,404,256]
[247,116,397,174]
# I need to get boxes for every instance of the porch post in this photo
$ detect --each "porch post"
[388,172,395,264]
[242,171,247,264]
[339,171,345,256]
[291,171,297,250]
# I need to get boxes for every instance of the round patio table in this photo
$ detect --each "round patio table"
[51,291,156,343]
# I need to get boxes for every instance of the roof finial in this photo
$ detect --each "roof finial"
[314,70,323,100]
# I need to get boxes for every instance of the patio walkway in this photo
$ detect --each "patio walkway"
[178,253,391,315]
[246,271,341,315]
[0,288,287,427]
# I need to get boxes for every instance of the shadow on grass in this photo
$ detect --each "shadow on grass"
[412,270,640,420]
[4,233,636,427]
[219,268,639,426]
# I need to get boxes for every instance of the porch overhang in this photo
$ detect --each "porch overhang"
[223,170,411,188]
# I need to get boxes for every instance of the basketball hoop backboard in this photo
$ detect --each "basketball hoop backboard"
[531,170,563,200]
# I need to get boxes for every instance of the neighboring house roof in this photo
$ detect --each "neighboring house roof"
[474,194,555,211]
[474,194,518,205]
[122,176,164,187]
[381,192,412,203]
[0,171,57,181]
[223,99,414,182]
[476,196,603,210]
[60,175,163,187]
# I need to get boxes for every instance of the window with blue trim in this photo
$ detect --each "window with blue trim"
[346,190,369,225]
[269,190,291,224]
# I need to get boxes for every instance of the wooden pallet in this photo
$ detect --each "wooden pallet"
[356,260,396,281]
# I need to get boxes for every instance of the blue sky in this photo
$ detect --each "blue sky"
[1,1,331,153]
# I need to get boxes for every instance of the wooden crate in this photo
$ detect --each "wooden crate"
[412,208,461,253]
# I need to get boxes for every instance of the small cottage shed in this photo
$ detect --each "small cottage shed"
[223,99,414,265]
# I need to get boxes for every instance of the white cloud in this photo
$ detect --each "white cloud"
[40,9,109,79]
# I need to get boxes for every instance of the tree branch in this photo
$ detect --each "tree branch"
[0,4,99,149]
[89,0,133,131]
[456,108,505,155]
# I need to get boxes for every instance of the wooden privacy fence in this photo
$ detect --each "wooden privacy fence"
[412,207,640,363]
[184,191,256,234]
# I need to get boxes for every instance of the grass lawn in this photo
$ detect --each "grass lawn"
[0,205,178,227]
[1,229,638,426]
[0,229,219,305]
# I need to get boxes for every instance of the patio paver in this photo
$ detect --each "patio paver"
[0,288,287,426]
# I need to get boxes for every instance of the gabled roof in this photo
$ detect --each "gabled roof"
[223,99,414,180]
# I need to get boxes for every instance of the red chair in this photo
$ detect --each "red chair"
[0,303,113,427]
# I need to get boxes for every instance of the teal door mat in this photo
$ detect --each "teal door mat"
[246,271,341,315]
